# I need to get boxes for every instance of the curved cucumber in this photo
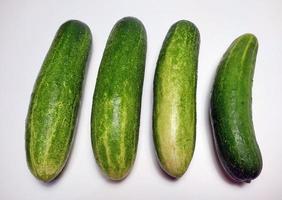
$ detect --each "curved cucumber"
[210,34,262,183]
[153,20,200,178]
[26,20,92,182]
[91,17,147,180]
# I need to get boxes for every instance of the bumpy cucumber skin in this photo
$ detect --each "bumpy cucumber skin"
[153,20,200,178]
[210,34,262,183]
[91,17,147,180]
[26,20,92,182]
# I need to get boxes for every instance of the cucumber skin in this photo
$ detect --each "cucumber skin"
[91,17,147,180]
[26,20,92,182]
[210,34,262,183]
[153,20,200,178]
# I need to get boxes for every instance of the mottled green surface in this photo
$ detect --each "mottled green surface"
[210,34,262,183]
[26,20,92,182]
[153,20,199,178]
[91,17,147,180]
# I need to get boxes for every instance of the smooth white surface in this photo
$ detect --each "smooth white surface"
[0,0,282,199]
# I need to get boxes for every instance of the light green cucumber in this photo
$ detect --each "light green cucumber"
[153,20,200,178]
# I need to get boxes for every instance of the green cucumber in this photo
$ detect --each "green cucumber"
[153,20,200,178]
[26,20,92,182]
[210,34,262,183]
[91,17,147,180]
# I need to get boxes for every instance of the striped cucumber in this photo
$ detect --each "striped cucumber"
[210,34,262,182]
[26,20,92,182]
[91,17,147,180]
[153,20,200,178]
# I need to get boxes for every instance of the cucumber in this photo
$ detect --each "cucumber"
[25,20,92,182]
[91,17,147,180]
[153,20,200,178]
[210,34,262,183]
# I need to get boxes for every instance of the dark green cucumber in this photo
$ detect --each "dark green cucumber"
[26,20,92,182]
[210,34,262,183]
[91,17,147,180]
[153,20,200,178]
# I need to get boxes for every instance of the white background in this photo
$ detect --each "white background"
[0,0,281,199]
